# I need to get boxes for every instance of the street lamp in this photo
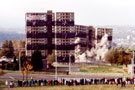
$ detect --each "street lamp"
[19,51,21,71]
[69,53,72,74]
[131,50,134,78]
[55,51,58,80]
[55,26,58,80]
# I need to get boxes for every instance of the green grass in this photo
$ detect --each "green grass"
[4,64,124,74]
[2,85,135,90]
[111,64,123,68]
[79,65,123,73]
[4,70,67,75]
[4,70,20,73]
[80,68,88,72]
[89,67,111,72]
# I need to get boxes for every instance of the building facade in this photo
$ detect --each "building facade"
[55,12,75,62]
[95,28,113,49]
[26,11,55,60]
[26,11,76,62]
[75,25,89,54]
[25,10,112,62]
[88,26,95,49]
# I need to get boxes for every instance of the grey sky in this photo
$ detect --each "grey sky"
[0,0,135,28]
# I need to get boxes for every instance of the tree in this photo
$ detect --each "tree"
[12,56,19,70]
[0,49,10,57]
[31,50,43,71]
[20,51,26,66]
[21,40,25,48]
[8,40,14,57]
[0,40,14,58]
[46,54,55,67]
[21,61,33,80]
[2,40,8,48]
[123,54,131,67]
[105,48,118,64]
[105,47,132,66]
[12,40,18,49]
[8,40,13,48]
[13,56,17,63]
[18,40,25,48]
[117,55,123,65]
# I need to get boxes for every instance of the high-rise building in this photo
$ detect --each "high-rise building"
[26,11,76,62]
[25,10,112,63]
[55,12,75,62]
[26,10,55,60]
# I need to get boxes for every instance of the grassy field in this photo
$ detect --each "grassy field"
[4,69,67,75]
[2,85,135,90]
[79,65,123,73]
[4,64,124,74]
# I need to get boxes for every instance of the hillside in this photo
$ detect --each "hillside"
[0,27,25,44]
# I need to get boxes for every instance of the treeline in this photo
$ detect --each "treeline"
[0,40,25,70]
[105,48,133,66]
[0,40,55,71]
[0,40,25,58]
[0,40,14,58]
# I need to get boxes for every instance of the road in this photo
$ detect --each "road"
[0,72,124,82]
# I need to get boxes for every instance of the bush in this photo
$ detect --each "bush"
[46,54,55,67]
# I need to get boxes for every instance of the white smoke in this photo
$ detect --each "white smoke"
[74,38,87,62]
[74,34,111,63]
[95,34,110,60]
[75,45,87,62]
[74,38,80,44]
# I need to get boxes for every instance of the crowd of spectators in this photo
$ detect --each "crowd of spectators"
[5,77,135,88]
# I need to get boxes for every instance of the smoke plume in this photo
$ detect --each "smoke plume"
[74,34,111,63]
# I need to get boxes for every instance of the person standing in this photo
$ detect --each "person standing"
[26,80,28,87]
[5,80,8,88]
[122,77,126,87]
[9,81,13,88]
[43,80,47,86]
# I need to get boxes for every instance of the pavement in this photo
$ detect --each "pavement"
[0,72,124,82]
